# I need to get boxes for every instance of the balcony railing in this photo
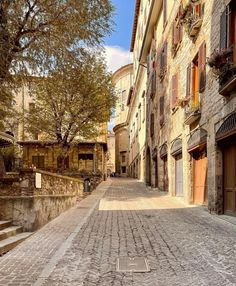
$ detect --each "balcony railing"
[208,45,236,96]
[219,66,236,96]
[188,16,203,38]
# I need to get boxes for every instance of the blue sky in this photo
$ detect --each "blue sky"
[105,0,135,50]
[104,0,135,73]
[105,0,135,130]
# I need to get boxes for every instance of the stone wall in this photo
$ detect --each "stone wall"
[0,169,83,231]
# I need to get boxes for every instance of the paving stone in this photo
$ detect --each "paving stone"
[1,178,236,285]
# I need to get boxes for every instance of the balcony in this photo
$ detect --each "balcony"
[188,17,203,38]
[219,66,236,96]
[184,104,201,125]
[208,46,236,96]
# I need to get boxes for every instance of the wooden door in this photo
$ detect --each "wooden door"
[193,153,208,205]
[223,142,236,216]
[175,154,183,197]
[163,156,168,192]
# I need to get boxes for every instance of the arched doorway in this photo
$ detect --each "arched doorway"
[146,147,151,186]
[160,143,168,192]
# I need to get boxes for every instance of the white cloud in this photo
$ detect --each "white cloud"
[104,45,133,72]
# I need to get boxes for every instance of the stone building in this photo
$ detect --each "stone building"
[7,81,109,179]
[130,0,236,216]
[18,141,107,178]
[107,131,115,175]
[112,64,133,176]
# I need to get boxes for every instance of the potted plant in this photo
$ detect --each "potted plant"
[207,47,233,69]
[177,98,190,108]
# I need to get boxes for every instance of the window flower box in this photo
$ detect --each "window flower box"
[207,47,233,69]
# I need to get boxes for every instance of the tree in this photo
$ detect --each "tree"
[0,0,114,126]
[25,52,116,170]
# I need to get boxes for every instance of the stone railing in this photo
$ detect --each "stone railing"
[0,169,84,231]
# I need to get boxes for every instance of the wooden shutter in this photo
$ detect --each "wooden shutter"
[172,22,175,47]
[172,74,178,107]
[198,41,206,93]
[164,41,168,70]
[178,23,183,43]
[163,0,167,28]
[195,3,202,18]
[151,70,156,98]
[220,9,228,50]
[186,63,191,98]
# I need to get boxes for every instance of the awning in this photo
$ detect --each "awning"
[171,138,182,156]
[0,132,14,148]
[160,143,168,158]
[187,128,207,152]
[216,112,236,141]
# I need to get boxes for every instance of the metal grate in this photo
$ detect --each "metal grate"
[116,257,150,273]
[216,112,236,140]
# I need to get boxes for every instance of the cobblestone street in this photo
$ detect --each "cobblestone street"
[1,178,236,286]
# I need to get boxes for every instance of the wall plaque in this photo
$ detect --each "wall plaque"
[35,173,42,189]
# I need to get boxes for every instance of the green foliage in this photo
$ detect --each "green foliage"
[25,52,116,146]
[0,0,114,129]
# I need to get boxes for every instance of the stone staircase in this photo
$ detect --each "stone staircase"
[0,221,32,255]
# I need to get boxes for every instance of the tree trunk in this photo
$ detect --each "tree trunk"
[58,144,70,173]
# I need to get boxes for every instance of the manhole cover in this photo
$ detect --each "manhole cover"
[116,257,150,273]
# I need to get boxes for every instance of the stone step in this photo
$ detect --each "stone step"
[0,221,12,230]
[0,226,23,241]
[0,232,33,255]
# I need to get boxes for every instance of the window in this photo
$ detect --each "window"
[32,156,45,169]
[142,93,146,121]
[135,114,138,136]
[150,113,154,137]
[138,105,141,130]
[57,156,69,170]
[171,74,178,108]
[78,153,94,170]
[191,56,200,108]
[159,42,167,81]
[150,70,156,98]
[186,41,206,109]
[220,2,236,58]
[193,2,203,19]
[172,6,183,57]
[186,42,206,105]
